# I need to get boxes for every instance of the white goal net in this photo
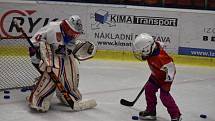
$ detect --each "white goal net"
[0,38,40,90]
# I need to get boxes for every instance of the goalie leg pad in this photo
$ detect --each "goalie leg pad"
[27,72,55,112]
[73,99,97,111]
[27,97,51,112]
[56,55,82,105]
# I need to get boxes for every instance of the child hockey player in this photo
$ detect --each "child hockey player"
[132,33,182,121]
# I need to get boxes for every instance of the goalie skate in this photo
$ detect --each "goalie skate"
[73,99,97,111]
[26,96,50,112]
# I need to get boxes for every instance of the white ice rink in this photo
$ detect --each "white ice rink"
[0,60,215,121]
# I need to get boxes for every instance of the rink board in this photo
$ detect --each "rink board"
[94,50,215,67]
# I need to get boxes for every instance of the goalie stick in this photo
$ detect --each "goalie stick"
[120,84,145,107]
[13,19,75,109]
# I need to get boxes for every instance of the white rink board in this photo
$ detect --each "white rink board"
[178,12,215,57]
[88,7,180,53]
[180,12,215,49]
[1,1,215,55]
[0,2,180,53]
[0,2,88,40]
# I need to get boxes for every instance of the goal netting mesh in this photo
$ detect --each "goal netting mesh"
[0,38,40,90]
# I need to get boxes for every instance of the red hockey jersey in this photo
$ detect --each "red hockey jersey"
[147,42,176,91]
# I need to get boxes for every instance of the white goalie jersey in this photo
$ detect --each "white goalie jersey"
[30,21,96,62]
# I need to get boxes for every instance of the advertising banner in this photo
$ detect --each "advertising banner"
[179,12,215,57]
[87,7,180,53]
[0,2,88,40]
[1,1,215,56]
[0,2,180,53]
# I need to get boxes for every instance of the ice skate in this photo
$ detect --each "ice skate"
[171,115,182,121]
[139,110,157,120]
[26,96,50,112]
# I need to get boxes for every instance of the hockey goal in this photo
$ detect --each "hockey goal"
[0,37,40,90]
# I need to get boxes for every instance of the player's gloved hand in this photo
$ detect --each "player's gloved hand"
[67,49,73,55]
[29,47,41,59]
[165,75,172,82]
[29,47,36,57]
[55,45,66,55]
[161,66,173,82]
[36,49,41,59]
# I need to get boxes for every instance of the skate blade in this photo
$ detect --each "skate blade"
[29,105,48,113]
[139,116,157,120]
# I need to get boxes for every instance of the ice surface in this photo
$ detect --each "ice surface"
[0,60,215,121]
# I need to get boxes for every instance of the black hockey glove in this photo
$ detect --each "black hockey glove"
[29,46,41,59]
[55,45,66,55]
[67,49,73,55]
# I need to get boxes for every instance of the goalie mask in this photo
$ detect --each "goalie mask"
[61,15,83,43]
[132,33,156,60]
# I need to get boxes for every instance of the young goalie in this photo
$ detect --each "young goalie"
[27,15,97,112]
[132,33,182,121]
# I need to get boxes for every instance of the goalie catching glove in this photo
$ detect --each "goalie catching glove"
[73,40,97,61]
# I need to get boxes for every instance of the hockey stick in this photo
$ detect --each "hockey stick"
[13,21,36,50]
[13,19,75,109]
[48,71,75,108]
[120,85,145,107]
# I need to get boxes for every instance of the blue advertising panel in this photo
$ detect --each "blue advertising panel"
[179,47,215,57]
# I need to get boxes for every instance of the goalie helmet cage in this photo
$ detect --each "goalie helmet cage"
[0,37,40,91]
